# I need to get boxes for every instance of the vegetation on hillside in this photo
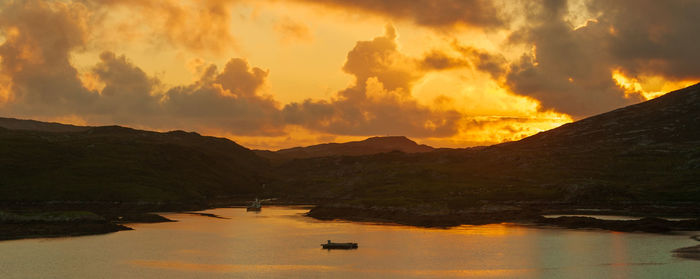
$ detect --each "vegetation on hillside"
[0,124,268,203]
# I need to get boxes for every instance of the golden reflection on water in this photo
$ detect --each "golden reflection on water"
[0,206,696,279]
[448,223,523,236]
[130,260,531,278]
[130,260,336,272]
[126,208,536,278]
[27,206,690,279]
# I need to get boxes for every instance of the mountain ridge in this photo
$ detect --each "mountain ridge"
[270,83,700,206]
[1,82,699,207]
[255,135,434,163]
[502,82,700,149]
[0,120,268,203]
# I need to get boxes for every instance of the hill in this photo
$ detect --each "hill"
[271,83,700,211]
[503,82,700,149]
[255,136,434,163]
[0,121,268,205]
[0,117,90,133]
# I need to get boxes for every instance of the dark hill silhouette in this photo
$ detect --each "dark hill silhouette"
[271,83,700,207]
[0,117,90,133]
[0,121,268,204]
[256,136,433,163]
[503,82,700,149]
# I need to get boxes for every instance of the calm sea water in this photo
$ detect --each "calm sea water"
[0,206,697,279]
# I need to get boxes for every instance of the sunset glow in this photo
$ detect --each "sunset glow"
[0,0,698,149]
[612,69,698,101]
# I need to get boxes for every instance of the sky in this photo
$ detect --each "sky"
[0,0,698,150]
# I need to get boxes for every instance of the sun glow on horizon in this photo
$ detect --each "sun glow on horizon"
[612,69,698,100]
[0,0,697,149]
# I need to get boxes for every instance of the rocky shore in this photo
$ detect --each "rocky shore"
[0,203,182,241]
[4,202,700,242]
[0,211,134,240]
[306,204,700,233]
[673,235,700,260]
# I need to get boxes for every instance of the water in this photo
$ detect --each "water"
[0,206,697,279]
[543,214,644,221]
[543,214,693,221]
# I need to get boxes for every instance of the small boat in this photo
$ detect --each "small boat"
[321,240,358,249]
[246,198,262,211]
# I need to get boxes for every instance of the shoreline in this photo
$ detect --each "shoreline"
[0,223,133,241]
[0,198,306,241]
[2,202,700,242]
[305,204,700,233]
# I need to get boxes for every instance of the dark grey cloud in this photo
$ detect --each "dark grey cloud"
[83,51,284,135]
[89,51,161,123]
[498,0,639,117]
[162,58,283,135]
[587,0,700,79]
[451,43,508,79]
[420,50,469,71]
[296,0,507,28]
[497,0,700,118]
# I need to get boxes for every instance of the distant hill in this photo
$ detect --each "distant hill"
[256,136,434,163]
[0,117,90,133]
[0,122,268,204]
[270,83,700,206]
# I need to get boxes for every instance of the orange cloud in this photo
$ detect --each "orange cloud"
[0,0,94,117]
[3,0,699,150]
[274,17,313,43]
[0,72,12,105]
[90,0,239,53]
[611,69,699,100]
[294,0,507,28]
[499,0,700,118]
[282,25,463,137]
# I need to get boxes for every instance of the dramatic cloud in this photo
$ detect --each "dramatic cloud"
[500,0,639,118]
[495,0,700,118]
[587,0,700,80]
[82,52,285,135]
[89,51,160,122]
[451,43,508,80]
[297,0,507,28]
[162,58,283,135]
[1,0,697,149]
[0,0,95,116]
[282,25,462,137]
[0,0,572,144]
[87,0,238,53]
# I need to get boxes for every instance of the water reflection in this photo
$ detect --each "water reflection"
[0,206,697,279]
[130,260,531,278]
[130,260,337,272]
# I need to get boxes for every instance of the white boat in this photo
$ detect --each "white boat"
[246,198,262,211]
